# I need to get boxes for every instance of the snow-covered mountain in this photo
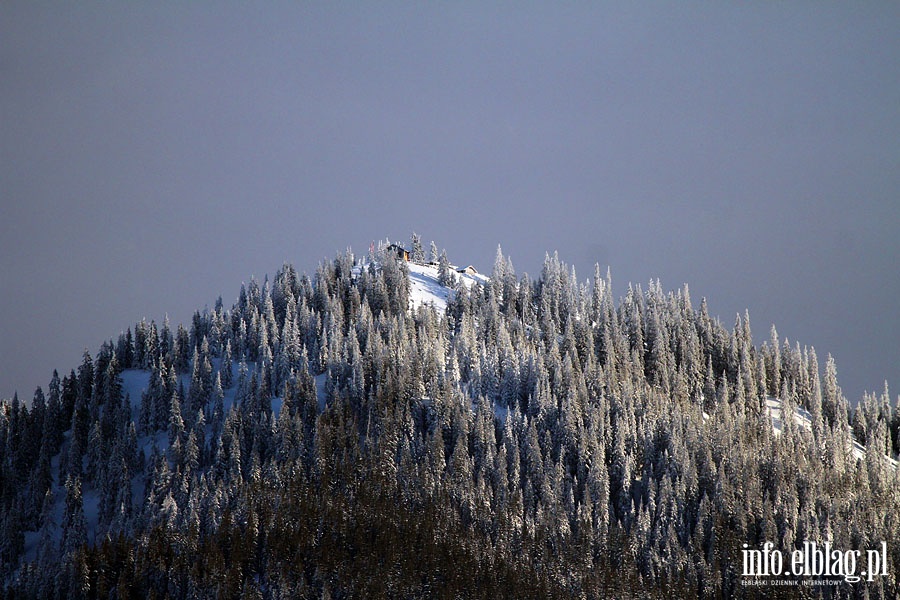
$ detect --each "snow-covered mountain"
[2,238,898,598]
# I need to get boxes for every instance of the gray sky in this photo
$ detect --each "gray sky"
[2,2,898,404]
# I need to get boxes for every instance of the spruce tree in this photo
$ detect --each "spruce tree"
[411,232,424,263]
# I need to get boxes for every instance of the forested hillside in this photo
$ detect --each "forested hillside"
[1,239,898,599]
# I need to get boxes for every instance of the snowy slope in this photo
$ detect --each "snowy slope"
[351,254,489,312]
[766,396,814,435]
[407,261,488,311]
[766,396,897,468]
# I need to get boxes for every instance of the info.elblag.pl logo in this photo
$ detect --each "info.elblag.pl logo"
[742,541,889,584]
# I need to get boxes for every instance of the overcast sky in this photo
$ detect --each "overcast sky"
[2,2,898,404]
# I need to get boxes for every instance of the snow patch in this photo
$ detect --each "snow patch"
[407,261,487,311]
[407,262,452,311]
[315,373,328,411]
[352,255,488,313]
[120,369,151,411]
[765,396,897,468]
[765,396,813,436]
